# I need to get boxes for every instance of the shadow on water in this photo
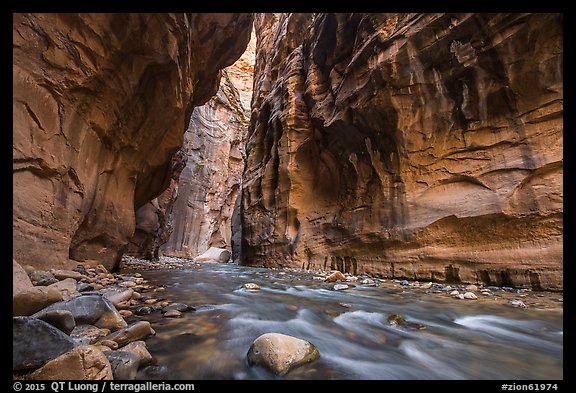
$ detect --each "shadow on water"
[132,263,563,380]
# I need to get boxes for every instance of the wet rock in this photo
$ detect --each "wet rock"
[119,281,137,288]
[325,271,345,283]
[13,286,63,316]
[99,321,155,348]
[286,305,299,311]
[39,295,127,331]
[509,300,528,308]
[386,314,406,327]
[247,332,320,376]
[120,341,153,366]
[48,278,81,301]
[333,284,349,291]
[135,306,154,315]
[131,292,142,300]
[71,325,112,344]
[29,345,113,380]
[241,283,261,290]
[163,310,182,318]
[105,351,140,380]
[144,299,157,305]
[339,303,352,308]
[162,303,194,313]
[360,278,377,286]
[463,292,478,300]
[119,310,133,317]
[13,316,77,370]
[29,270,59,286]
[103,288,134,307]
[32,309,76,335]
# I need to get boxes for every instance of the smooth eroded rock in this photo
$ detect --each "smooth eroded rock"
[325,271,346,283]
[39,295,127,330]
[13,286,63,316]
[13,316,77,370]
[48,278,81,301]
[99,321,155,348]
[247,332,320,375]
[29,345,113,380]
[31,309,76,334]
[120,341,153,366]
[194,247,232,263]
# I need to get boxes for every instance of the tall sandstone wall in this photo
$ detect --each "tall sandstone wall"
[127,30,255,260]
[13,13,253,270]
[239,13,563,290]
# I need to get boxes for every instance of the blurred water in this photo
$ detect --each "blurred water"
[132,263,563,380]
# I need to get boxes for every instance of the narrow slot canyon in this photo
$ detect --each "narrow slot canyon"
[13,13,563,381]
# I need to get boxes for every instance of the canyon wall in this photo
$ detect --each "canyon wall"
[127,30,255,260]
[239,13,563,289]
[13,13,253,270]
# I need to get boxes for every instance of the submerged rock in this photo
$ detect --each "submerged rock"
[247,332,320,375]
[241,283,261,290]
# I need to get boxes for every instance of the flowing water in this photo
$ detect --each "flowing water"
[129,263,563,380]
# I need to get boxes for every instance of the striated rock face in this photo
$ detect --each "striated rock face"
[13,13,253,270]
[240,13,563,289]
[159,43,253,259]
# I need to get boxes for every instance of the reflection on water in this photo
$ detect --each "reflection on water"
[131,263,563,380]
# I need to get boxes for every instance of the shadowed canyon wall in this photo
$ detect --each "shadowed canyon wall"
[126,30,255,260]
[13,13,253,270]
[239,13,563,289]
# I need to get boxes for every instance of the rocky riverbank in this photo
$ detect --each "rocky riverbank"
[12,259,194,380]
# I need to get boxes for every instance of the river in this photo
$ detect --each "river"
[126,262,563,380]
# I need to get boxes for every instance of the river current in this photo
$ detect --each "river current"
[128,262,563,380]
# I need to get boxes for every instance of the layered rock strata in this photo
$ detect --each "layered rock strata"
[239,13,563,289]
[13,13,253,271]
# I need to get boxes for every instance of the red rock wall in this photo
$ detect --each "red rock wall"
[13,13,253,270]
[240,13,563,289]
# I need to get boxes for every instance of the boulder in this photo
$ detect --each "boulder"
[51,269,86,281]
[13,259,33,294]
[48,278,81,301]
[28,270,59,286]
[70,325,111,344]
[32,309,76,334]
[246,332,320,375]
[13,287,63,316]
[325,271,345,283]
[39,295,127,331]
[104,351,140,380]
[194,247,231,263]
[102,288,134,307]
[13,316,77,370]
[120,341,153,366]
[29,345,113,380]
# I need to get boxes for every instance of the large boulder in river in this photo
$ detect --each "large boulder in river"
[13,316,77,370]
[247,332,320,375]
[29,345,113,380]
[194,247,231,263]
[39,295,127,331]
